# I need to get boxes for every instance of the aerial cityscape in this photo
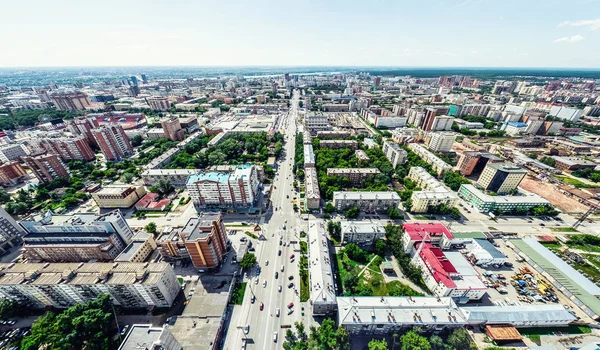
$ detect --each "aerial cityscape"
[2,1,600,350]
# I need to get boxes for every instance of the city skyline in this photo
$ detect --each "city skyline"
[1,0,599,68]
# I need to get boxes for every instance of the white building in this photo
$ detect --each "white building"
[465,239,508,266]
[0,144,29,163]
[427,132,456,153]
[408,167,458,213]
[549,106,583,122]
[308,220,337,315]
[305,113,331,133]
[304,144,315,168]
[408,143,453,176]
[382,140,407,169]
[305,168,320,209]
[340,221,385,244]
[333,191,401,213]
[374,116,408,128]
[430,116,454,131]
[118,324,182,350]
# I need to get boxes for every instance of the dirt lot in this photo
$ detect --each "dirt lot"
[520,175,589,213]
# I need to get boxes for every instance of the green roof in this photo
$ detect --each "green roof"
[512,238,600,317]
[452,231,486,239]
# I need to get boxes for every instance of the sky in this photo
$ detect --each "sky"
[1,0,600,68]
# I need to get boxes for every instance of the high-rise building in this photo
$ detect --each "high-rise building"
[130,76,138,86]
[476,163,527,194]
[42,136,96,161]
[427,132,456,153]
[67,116,100,146]
[382,140,407,168]
[161,118,185,141]
[187,164,260,211]
[147,97,171,111]
[0,207,25,255]
[0,144,30,163]
[420,107,450,131]
[92,124,133,161]
[49,91,91,111]
[23,154,69,183]
[0,162,27,187]
[181,213,227,270]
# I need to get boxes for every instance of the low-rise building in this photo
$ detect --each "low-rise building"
[402,222,455,254]
[319,140,358,150]
[305,168,320,210]
[134,192,171,212]
[0,262,180,309]
[317,131,352,139]
[91,185,147,209]
[458,184,550,213]
[118,324,182,350]
[142,169,198,187]
[408,167,458,213]
[0,162,27,187]
[552,156,597,171]
[355,150,370,163]
[326,168,380,184]
[0,208,25,255]
[382,140,407,168]
[308,220,337,315]
[465,239,507,266]
[114,233,157,263]
[408,143,452,176]
[333,191,400,213]
[305,112,331,134]
[304,144,315,168]
[340,221,385,244]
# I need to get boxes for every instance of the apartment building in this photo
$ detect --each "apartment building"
[42,136,96,161]
[114,233,157,263]
[179,115,200,133]
[549,106,583,122]
[355,150,370,163]
[382,140,407,168]
[319,140,358,150]
[67,116,100,145]
[141,169,197,187]
[308,220,337,315]
[305,168,321,209]
[420,107,450,131]
[458,184,550,212]
[408,143,453,176]
[0,262,180,309]
[305,112,331,134]
[92,124,134,161]
[316,131,352,139]
[161,118,185,141]
[456,151,503,177]
[552,156,597,171]
[19,210,134,262]
[332,191,400,213]
[50,91,91,111]
[340,221,385,244]
[326,168,380,184]
[408,167,458,213]
[430,116,455,131]
[147,96,171,111]
[0,208,25,255]
[452,104,492,117]
[118,325,182,350]
[304,144,315,168]
[427,132,456,153]
[0,144,29,163]
[23,154,70,183]
[91,185,147,209]
[476,163,527,194]
[0,162,27,187]
[187,164,260,211]
[182,213,227,270]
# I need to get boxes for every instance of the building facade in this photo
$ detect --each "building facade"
[92,124,134,161]
[382,140,407,168]
[147,97,171,111]
[427,132,456,153]
[333,191,400,213]
[305,168,321,210]
[0,162,27,187]
[91,185,147,209]
[23,154,70,183]
[0,144,29,163]
[476,163,527,194]
[459,184,550,213]
[326,168,380,184]
[181,213,227,270]
[50,91,91,111]
[340,221,385,244]
[42,136,96,161]
[161,118,185,142]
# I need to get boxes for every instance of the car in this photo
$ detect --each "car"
[120,325,130,337]
[251,295,256,303]
[260,303,264,311]
[278,250,282,256]
[539,223,545,226]
[288,308,294,315]
[287,195,289,199]
[281,265,284,272]
[288,275,294,280]
[290,254,295,259]
[287,302,294,309]
[276,308,280,317]
[279,285,282,292]
[274,332,278,342]
[244,325,249,334]
[265,260,269,266]
[263,280,267,287]
[288,282,294,288]
[255,278,259,285]
[256,268,261,276]
[279,240,282,246]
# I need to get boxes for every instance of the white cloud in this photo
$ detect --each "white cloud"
[553,34,585,43]
[558,19,600,30]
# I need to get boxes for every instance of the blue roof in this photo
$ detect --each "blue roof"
[474,239,506,259]
[506,122,527,127]
[188,172,230,184]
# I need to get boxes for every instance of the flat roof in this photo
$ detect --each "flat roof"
[403,222,454,240]
[460,184,550,205]
[452,232,486,239]
[340,221,385,235]
[308,219,336,306]
[181,213,221,241]
[486,162,527,174]
[333,191,400,201]
[461,304,575,324]
[472,238,506,259]
[118,324,165,350]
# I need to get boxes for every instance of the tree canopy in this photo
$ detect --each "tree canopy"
[283,319,349,350]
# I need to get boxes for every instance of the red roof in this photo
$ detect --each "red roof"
[136,193,159,208]
[147,199,171,210]
[403,222,454,241]
[417,243,457,288]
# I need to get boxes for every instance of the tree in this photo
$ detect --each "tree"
[368,339,388,350]
[131,134,143,147]
[121,172,135,183]
[145,222,157,234]
[539,156,556,167]
[447,328,477,350]
[239,253,257,269]
[400,330,431,350]
[374,239,386,257]
[388,206,401,219]
[5,202,28,215]
[344,243,369,263]
[152,179,174,196]
[344,206,359,219]
[325,202,336,213]
[429,335,445,350]
[0,188,11,204]
[0,299,16,320]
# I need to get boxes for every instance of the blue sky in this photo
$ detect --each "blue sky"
[1,0,599,67]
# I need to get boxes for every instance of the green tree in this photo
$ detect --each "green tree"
[400,330,431,350]
[151,179,174,196]
[447,328,477,350]
[239,253,257,269]
[429,335,445,350]
[121,172,135,183]
[539,156,556,167]
[325,202,336,213]
[0,299,16,320]
[131,134,144,147]
[368,339,388,350]
[145,222,157,234]
[344,206,359,219]
[388,206,401,219]
[0,188,11,204]
[374,239,386,257]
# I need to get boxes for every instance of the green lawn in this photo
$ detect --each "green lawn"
[556,176,600,188]
[550,227,578,232]
[177,277,184,285]
[230,282,247,305]
[570,244,600,253]
[244,231,258,239]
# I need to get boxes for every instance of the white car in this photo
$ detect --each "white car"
[276,308,280,317]
[274,332,278,342]
[263,280,267,288]
[255,278,259,285]
[265,260,269,266]
[278,285,282,292]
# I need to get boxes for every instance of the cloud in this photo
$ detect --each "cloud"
[558,19,600,30]
[553,34,585,43]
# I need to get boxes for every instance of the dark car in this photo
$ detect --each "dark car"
[288,282,294,288]
[288,275,294,280]
[275,272,279,279]
[260,303,264,311]
[278,250,282,256]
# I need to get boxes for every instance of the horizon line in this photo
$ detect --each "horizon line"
[1,65,600,70]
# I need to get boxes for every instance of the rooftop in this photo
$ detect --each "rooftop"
[460,184,550,205]
[486,162,527,174]
[333,191,400,201]
[305,168,320,199]
[308,220,336,307]
[340,221,385,235]
[181,213,221,241]
[118,324,172,350]
[403,222,454,240]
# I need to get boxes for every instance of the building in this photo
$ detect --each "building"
[413,242,487,301]
[50,91,91,111]
[305,113,331,134]
[304,144,315,168]
[187,164,260,211]
[420,107,450,131]
[430,116,455,131]
[408,143,453,176]
[0,262,180,309]
[134,192,172,212]
[333,191,400,213]
[147,128,166,140]
[20,210,134,262]
[549,106,583,122]
[179,116,200,134]
[91,124,134,161]
[453,104,492,117]
[326,168,380,184]
[305,168,320,210]
[147,96,171,111]
[0,162,27,187]
[319,140,358,150]
[0,144,29,163]
[476,163,527,194]
[501,122,528,136]
[374,116,408,128]
[91,185,147,209]
[142,169,198,187]
[382,140,407,168]
[181,213,227,270]
[340,221,385,244]
[23,154,69,183]
[317,131,352,139]
[308,220,337,315]
[408,167,458,213]
[42,136,96,161]
[465,239,508,266]
[427,132,456,153]
[161,118,185,142]
[401,222,455,254]
[0,207,25,255]
[552,156,597,171]
[455,152,503,177]
[118,324,182,350]
[67,116,100,145]
[355,150,370,163]
[458,184,550,213]
[114,233,157,263]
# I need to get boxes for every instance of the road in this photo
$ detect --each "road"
[225,90,308,350]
